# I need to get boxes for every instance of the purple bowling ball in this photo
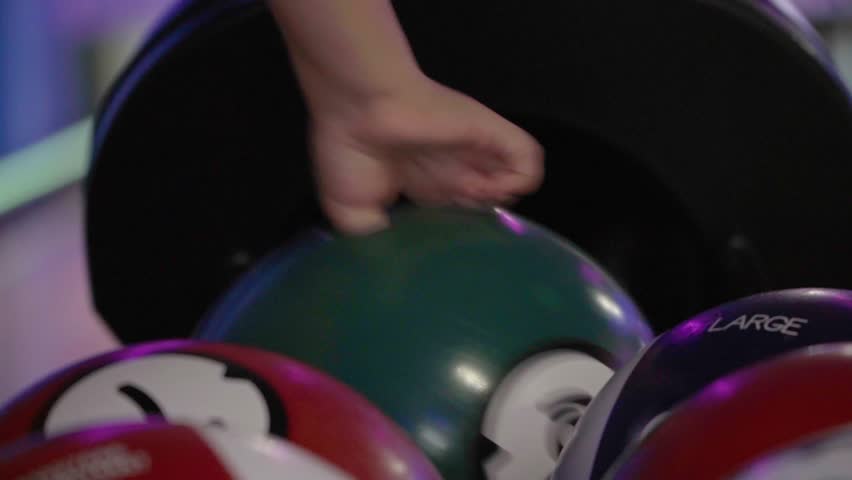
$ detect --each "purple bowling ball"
[554,288,852,480]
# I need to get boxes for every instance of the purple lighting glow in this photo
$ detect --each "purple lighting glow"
[668,318,707,342]
[49,0,176,40]
[111,340,195,362]
[579,262,607,287]
[802,288,852,310]
[68,421,159,444]
[272,362,327,386]
[495,209,527,235]
[705,377,739,401]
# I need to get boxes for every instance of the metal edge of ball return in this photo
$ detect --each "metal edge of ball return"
[87,0,295,342]
[91,0,253,151]
[85,0,852,341]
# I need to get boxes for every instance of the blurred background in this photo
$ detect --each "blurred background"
[0,0,176,404]
[0,0,173,157]
[1,0,852,402]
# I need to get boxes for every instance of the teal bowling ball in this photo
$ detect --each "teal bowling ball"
[196,206,653,479]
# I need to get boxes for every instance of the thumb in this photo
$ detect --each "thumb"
[321,197,392,235]
[311,128,397,235]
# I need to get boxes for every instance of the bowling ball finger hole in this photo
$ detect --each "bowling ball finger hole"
[542,394,592,460]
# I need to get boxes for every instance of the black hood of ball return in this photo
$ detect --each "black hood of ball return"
[85,0,852,342]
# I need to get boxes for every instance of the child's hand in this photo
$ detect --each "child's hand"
[310,75,544,234]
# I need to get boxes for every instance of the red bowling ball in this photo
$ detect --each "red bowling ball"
[0,422,350,479]
[731,424,852,479]
[607,344,852,480]
[0,340,440,480]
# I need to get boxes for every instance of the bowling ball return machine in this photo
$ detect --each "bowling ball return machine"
[85,0,852,342]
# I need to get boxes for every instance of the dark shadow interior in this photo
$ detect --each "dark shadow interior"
[508,115,735,331]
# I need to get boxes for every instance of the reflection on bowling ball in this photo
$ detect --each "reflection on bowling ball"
[732,424,852,480]
[555,288,852,480]
[0,422,350,480]
[0,341,439,480]
[196,206,653,479]
[605,344,852,480]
